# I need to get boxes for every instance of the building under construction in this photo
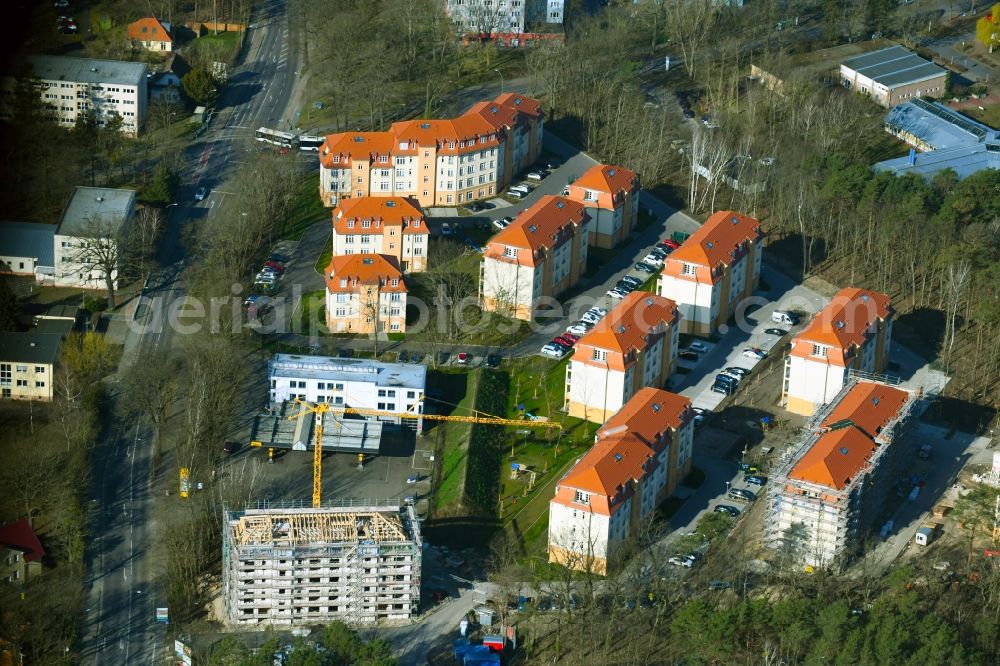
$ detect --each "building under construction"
[764,379,919,569]
[222,501,422,627]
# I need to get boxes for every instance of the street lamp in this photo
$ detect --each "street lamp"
[495,68,504,94]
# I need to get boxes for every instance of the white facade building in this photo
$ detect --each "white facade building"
[53,187,136,290]
[1,56,148,136]
[446,0,526,35]
[268,355,425,428]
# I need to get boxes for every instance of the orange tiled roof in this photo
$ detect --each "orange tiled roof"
[467,93,543,130]
[325,254,406,293]
[572,164,638,195]
[597,388,690,446]
[577,292,679,357]
[666,211,762,271]
[820,381,909,439]
[484,196,588,266]
[789,381,910,489]
[389,115,500,152]
[127,17,172,42]
[790,288,892,363]
[559,432,654,513]
[332,197,425,235]
[789,427,877,490]
[319,132,396,167]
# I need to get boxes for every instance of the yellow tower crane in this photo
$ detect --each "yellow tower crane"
[281,400,561,508]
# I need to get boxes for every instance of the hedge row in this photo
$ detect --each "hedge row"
[462,370,509,514]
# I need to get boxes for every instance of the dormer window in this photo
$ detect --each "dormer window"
[812,344,828,358]
[391,278,399,287]
[362,220,371,228]
[339,278,347,288]
[682,263,696,276]
[504,246,518,258]
[332,155,339,164]
[379,155,388,163]
[347,221,355,229]
[573,490,590,505]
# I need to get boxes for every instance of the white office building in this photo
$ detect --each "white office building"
[268,355,426,429]
[1,56,148,136]
[54,187,136,290]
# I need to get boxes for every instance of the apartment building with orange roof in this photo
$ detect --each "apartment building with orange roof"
[324,254,407,334]
[564,164,640,249]
[765,379,917,568]
[317,93,543,208]
[479,196,589,320]
[548,388,693,574]
[127,17,173,52]
[564,292,680,423]
[657,211,764,335]
[330,197,429,272]
[782,287,894,416]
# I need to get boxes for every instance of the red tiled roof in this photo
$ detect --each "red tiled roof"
[664,210,762,273]
[0,519,44,562]
[325,254,406,293]
[597,388,691,446]
[558,432,654,515]
[332,197,425,235]
[575,292,679,366]
[319,132,396,167]
[789,288,893,365]
[572,164,638,195]
[466,93,543,130]
[127,17,172,42]
[789,381,910,489]
[484,196,588,266]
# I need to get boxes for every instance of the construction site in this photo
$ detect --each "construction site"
[222,500,423,627]
[764,379,919,568]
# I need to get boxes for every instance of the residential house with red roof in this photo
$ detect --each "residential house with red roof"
[324,254,407,334]
[765,380,916,568]
[564,292,680,423]
[330,197,429,272]
[657,211,764,335]
[0,519,45,584]
[127,17,173,52]
[479,196,589,321]
[317,93,543,208]
[548,388,693,574]
[564,164,640,249]
[783,287,894,416]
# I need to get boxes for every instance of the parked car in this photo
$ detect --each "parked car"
[456,352,470,365]
[679,351,699,362]
[771,310,799,325]
[687,341,709,353]
[510,183,533,194]
[662,239,681,249]
[621,275,642,287]
[588,306,608,316]
[720,370,743,383]
[581,312,601,324]
[526,170,548,181]
[264,261,286,272]
[194,186,207,201]
[615,280,636,293]
[691,406,707,426]
[655,242,674,254]
[744,475,767,486]
[223,441,240,455]
[643,253,665,267]
[508,189,527,199]
[607,287,627,299]
[486,354,501,368]
[437,351,450,364]
[708,581,734,591]
[269,252,290,264]
[560,332,580,343]
[668,555,694,568]
[410,352,423,364]
[728,487,756,502]
[549,340,572,352]
[724,367,750,378]
[440,222,452,237]
[714,504,741,517]
[398,350,410,363]
[552,336,576,348]
[715,373,739,387]
[566,322,593,336]
[255,273,277,284]
[711,381,735,395]
[634,262,657,274]
[466,201,487,212]
[742,347,767,359]
[540,344,565,358]
[765,328,789,336]
[492,218,510,230]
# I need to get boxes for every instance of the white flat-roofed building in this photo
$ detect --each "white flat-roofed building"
[0,221,55,281]
[54,187,136,290]
[839,45,947,108]
[268,355,426,429]
[1,56,148,136]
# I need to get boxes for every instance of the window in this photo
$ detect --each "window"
[812,344,828,358]
[16,380,28,387]
[592,349,607,362]
[15,366,26,373]
[34,366,45,373]
[504,246,518,258]
[682,263,697,276]
[574,490,590,505]
[407,391,416,399]
[35,381,45,388]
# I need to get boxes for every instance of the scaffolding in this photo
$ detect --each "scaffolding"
[764,379,917,568]
[222,503,422,627]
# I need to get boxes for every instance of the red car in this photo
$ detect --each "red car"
[662,239,681,249]
[264,261,286,272]
[456,352,470,364]
[560,332,580,343]
[552,336,576,348]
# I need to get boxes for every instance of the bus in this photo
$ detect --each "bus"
[255,127,298,149]
[298,135,325,152]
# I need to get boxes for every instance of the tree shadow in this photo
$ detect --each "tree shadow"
[894,308,946,361]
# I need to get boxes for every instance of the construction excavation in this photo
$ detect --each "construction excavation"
[222,501,422,626]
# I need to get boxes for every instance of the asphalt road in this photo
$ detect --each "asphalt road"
[79,1,299,663]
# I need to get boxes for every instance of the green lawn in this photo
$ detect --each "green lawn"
[278,172,328,241]
[431,370,480,515]
[315,235,333,274]
[298,290,326,334]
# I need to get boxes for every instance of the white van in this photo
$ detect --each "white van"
[771,310,799,325]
